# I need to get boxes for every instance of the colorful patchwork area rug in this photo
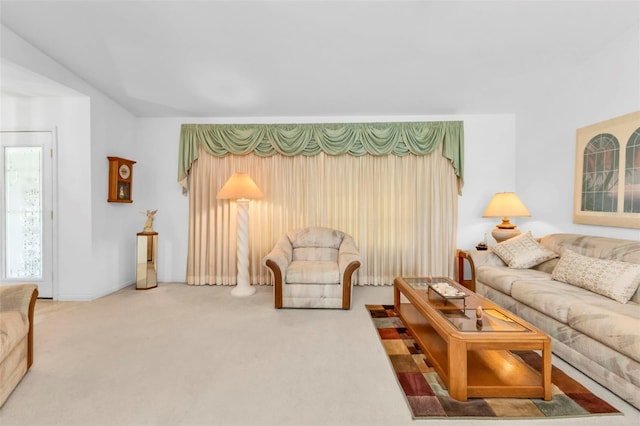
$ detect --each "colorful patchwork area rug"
[366,304,622,419]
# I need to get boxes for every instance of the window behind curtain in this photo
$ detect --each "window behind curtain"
[187,147,458,286]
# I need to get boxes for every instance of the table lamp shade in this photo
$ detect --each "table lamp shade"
[216,173,264,200]
[482,192,531,226]
[482,192,531,243]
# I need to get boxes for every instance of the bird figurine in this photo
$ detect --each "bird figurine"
[141,209,158,233]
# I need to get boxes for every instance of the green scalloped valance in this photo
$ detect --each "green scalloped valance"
[178,121,464,190]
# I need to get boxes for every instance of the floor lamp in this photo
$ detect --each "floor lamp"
[216,173,263,297]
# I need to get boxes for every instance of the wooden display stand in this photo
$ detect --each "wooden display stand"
[136,232,158,290]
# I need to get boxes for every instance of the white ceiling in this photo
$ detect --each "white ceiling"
[1,0,639,118]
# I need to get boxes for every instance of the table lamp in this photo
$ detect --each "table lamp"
[482,192,531,243]
[217,172,263,296]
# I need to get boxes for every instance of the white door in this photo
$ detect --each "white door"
[0,131,54,298]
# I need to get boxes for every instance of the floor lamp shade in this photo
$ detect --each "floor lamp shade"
[482,192,531,242]
[216,173,264,201]
[217,173,263,297]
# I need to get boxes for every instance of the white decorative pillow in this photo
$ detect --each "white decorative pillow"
[491,231,558,269]
[552,249,640,304]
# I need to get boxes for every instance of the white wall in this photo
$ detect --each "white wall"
[457,115,519,248]
[133,119,189,282]
[1,25,139,300]
[515,24,640,241]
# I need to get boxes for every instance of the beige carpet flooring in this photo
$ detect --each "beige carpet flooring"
[1,284,638,426]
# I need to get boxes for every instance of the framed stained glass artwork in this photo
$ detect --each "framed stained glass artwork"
[573,111,640,229]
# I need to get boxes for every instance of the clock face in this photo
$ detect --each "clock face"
[118,164,131,179]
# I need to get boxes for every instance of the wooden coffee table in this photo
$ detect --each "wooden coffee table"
[394,276,551,402]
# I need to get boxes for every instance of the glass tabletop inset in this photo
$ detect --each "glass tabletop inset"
[402,277,469,308]
[402,277,431,288]
[438,309,531,333]
[403,277,463,292]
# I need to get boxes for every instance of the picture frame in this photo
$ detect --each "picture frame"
[573,111,640,228]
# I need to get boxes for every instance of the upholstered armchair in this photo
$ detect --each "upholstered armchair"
[263,227,361,309]
[0,284,38,407]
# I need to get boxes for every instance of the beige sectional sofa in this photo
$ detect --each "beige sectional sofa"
[466,234,640,409]
[0,284,38,407]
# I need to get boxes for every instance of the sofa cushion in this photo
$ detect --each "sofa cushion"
[567,301,640,364]
[0,311,28,363]
[552,249,640,304]
[286,260,340,284]
[476,266,552,295]
[510,279,606,324]
[540,234,640,304]
[531,258,560,274]
[540,233,640,264]
[288,227,344,249]
[293,247,339,262]
[492,231,558,269]
[467,250,506,267]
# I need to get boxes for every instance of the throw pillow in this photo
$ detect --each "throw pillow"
[552,249,640,304]
[491,231,559,269]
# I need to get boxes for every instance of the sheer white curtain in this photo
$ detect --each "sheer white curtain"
[187,146,458,286]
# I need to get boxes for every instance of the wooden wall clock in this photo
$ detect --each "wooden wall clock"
[107,156,136,203]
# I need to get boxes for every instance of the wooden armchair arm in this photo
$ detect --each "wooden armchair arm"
[263,235,293,308]
[339,235,362,309]
[264,260,284,308]
[341,260,361,310]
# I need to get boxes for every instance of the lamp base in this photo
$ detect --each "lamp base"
[491,227,521,243]
[231,284,256,297]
